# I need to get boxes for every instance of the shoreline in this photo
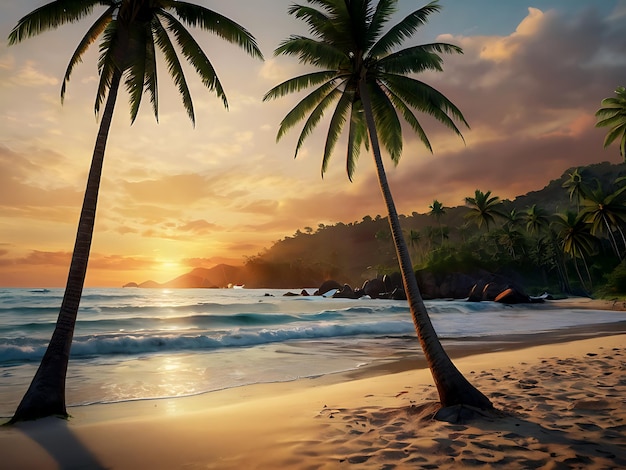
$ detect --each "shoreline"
[2,327,626,468]
[1,298,625,469]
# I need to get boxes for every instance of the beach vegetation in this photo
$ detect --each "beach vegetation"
[596,86,626,161]
[7,0,262,423]
[235,161,625,297]
[264,0,493,411]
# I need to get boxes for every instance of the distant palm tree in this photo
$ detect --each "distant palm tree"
[464,190,504,232]
[524,204,550,237]
[264,0,492,410]
[596,86,626,160]
[552,211,597,292]
[562,168,588,212]
[8,0,262,423]
[429,199,446,245]
[580,180,626,260]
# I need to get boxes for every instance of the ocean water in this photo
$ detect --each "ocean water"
[1,287,624,417]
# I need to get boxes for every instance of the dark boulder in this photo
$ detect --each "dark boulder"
[415,271,440,299]
[314,280,342,296]
[333,284,361,299]
[390,287,407,300]
[494,287,530,304]
[362,278,386,299]
[383,272,403,292]
[439,273,477,299]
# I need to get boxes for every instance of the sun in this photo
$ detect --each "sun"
[158,260,184,280]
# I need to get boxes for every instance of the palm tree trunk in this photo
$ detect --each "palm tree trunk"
[10,69,122,423]
[602,215,621,260]
[358,80,492,410]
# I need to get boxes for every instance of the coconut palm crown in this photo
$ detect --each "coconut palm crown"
[265,0,492,412]
[264,0,467,180]
[9,0,263,124]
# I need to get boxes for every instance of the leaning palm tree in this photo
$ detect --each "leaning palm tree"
[464,189,504,232]
[264,0,492,411]
[596,86,626,160]
[8,0,262,423]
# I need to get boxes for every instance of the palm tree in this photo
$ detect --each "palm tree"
[596,86,626,161]
[562,168,588,212]
[8,0,262,423]
[264,0,492,411]
[524,204,550,237]
[552,211,597,292]
[429,199,446,245]
[580,180,626,260]
[464,190,504,232]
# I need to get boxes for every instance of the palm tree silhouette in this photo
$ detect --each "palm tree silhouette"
[264,0,491,411]
[429,199,446,245]
[580,180,626,260]
[8,0,262,423]
[464,189,504,232]
[552,211,597,292]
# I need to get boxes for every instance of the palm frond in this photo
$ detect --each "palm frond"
[61,7,113,103]
[144,22,159,122]
[382,73,468,137]
[274,36,347,68]
[385,85,432,153]
[346,97,368,180]
[368,83,402,163]
[291,86,342,158]
[378,43,462,75]
[603,123,626,148]
[596,114,626,129]
[94,20,118,117]
[287,4,331,37]
[153,15,195,124]
[263,71,338,101]
[366,0,397,51]
[170,1,263,59]
[124,22,150,124]
[159,10,227,109]
[276,80,340,142]
[369,1,441,57]
[8,0,105,44]
[322,87,353,176]
[595,107,622,120]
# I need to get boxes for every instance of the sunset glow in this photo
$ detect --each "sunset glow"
[0,0,624,287]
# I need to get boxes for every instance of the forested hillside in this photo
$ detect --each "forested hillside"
[128,161,626,295]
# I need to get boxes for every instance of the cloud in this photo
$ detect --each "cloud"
[177,219,218,234]
[121,174,217,206]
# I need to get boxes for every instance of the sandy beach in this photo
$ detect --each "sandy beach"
[1,299,625,469]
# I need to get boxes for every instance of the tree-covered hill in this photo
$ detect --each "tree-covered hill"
[126,161,626,294]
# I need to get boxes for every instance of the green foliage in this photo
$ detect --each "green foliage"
[597,259,626,296]
[596,86,626,160]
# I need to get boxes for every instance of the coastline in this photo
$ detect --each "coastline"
[2,317,626,468]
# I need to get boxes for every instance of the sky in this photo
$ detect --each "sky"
[0,0,625,287]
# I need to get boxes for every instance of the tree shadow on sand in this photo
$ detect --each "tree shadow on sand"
[304,401,626,469]
[10,417,106,469]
